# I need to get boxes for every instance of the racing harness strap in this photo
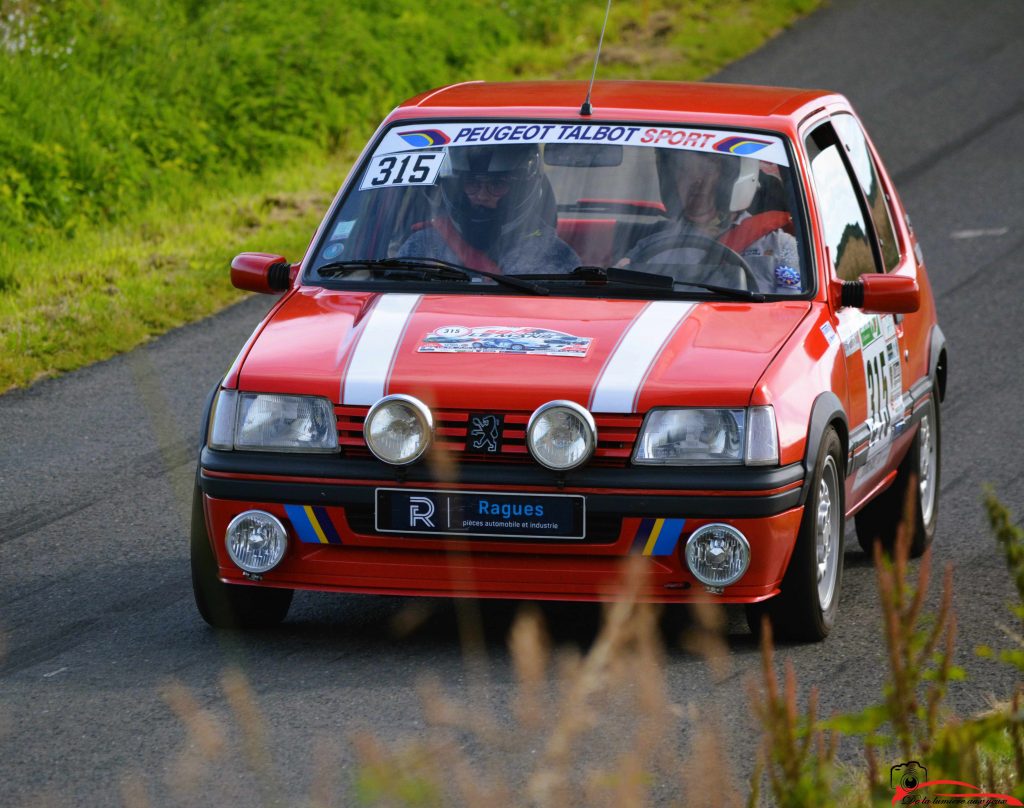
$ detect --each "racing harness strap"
[718,211,793,253]
[425,217,503,274]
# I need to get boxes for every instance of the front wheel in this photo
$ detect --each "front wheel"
[855,386,940,558]
[190,484,293,629]
[747,427,845,642]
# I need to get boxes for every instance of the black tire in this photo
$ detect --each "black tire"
[854,385,940,559]
[190,484,293,629]
[747,427,845,642]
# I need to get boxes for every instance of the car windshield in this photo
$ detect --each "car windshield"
[308,121,809,297]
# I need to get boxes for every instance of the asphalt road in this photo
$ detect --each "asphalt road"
[2,1,1023,804]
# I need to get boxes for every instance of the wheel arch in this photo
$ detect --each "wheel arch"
[199,383,219,449]
[193,383,221,540]
[799,391,848,506]
[930,324,947,401]
[195,382,220,481]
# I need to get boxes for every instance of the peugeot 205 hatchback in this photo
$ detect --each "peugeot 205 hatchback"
[191,81,946,641]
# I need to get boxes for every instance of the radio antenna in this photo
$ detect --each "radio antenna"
[579,0,612,116]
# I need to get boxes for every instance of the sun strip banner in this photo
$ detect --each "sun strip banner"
[373,121,791,167]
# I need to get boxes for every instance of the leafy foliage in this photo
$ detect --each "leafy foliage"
[0,0,577,248]
[754,490,1024,805]
[0,0,818,390]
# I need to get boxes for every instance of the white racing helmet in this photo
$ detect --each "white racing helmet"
[656,149,760,217]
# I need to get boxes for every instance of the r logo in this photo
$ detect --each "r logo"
[408,497,436,528]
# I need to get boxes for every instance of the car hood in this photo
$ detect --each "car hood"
[237,288,811,412]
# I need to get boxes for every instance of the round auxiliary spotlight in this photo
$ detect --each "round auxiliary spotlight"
[526,400,597,471]
[225,510,289,574]
[363,394,434,465]
[684,523,751,588]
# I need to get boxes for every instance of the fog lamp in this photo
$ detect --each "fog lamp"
[225,510,288,574]
[684,523,750,588]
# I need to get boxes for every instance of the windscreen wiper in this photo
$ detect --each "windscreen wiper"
[671,280,766,302]
[314,257,549,295]
[520,265,766,302]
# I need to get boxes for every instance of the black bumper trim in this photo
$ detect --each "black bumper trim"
[199,471,803,518]
[199,447,803,492]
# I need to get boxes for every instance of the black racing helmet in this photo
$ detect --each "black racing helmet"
[655,149,760,219]
[440,145,545,249]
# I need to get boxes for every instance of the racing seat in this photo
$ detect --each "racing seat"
[557,199,669,267]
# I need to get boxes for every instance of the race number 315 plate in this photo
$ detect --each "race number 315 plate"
[359,151,444,190]
[375,488,585,540]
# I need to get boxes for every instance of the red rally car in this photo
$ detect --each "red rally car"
[191,81,946,641]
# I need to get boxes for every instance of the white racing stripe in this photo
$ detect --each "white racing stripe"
[341,294,422,405]
[589,301,696,413]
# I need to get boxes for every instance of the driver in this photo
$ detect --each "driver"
[621,150,801,293]
[397,145,579,275]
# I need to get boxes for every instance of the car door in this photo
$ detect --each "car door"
[833,111,933,413]
[803,117,912,504]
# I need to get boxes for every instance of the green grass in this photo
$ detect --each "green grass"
[0,152,339,386]
[0,0,819,391]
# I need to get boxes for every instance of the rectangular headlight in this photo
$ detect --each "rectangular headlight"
[633,408,746,465]
[632,406,779,466]
[233,393,339,453]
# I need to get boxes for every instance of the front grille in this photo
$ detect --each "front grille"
[336,406,641,468]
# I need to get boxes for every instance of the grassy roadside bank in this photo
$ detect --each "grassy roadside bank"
[0,0,819,391]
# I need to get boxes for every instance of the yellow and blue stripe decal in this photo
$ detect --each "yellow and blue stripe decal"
[284,505,342,545]
[630,518,686,556]
[397,129,451,148]
[712,136,772,156]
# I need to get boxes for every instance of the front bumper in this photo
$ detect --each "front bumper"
[198,448,806,603]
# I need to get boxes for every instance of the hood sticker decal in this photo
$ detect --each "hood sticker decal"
[417,326,592,357]
[589,301,697,413]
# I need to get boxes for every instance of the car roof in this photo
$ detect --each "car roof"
[393,80,843,130]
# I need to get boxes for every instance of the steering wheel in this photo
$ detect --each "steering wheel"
[630,230,759,291]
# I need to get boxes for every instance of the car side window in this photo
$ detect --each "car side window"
[805,123,878,282]
[832,114,900,272]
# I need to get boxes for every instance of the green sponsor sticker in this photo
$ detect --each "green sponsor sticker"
[860,317,881,347]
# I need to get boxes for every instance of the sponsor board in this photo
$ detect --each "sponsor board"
[376,488,586,540]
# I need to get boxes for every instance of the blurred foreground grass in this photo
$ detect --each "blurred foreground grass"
[0,0,819,391]
[144,493,1023,807]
